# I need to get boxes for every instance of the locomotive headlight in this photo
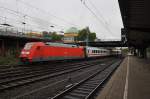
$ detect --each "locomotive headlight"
[21,51,30,54]
[21,51,25,54]
[26,52,30,54]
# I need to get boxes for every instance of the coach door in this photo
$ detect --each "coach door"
[83,47,87,58]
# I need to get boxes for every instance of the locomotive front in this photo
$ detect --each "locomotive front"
[20,42,45,63]
[20,43,35,62]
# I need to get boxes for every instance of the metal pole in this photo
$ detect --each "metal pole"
[86,27,89,47]
[24,15,26,33]
[22,15,26,34]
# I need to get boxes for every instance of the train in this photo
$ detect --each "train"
[20,42,121,63]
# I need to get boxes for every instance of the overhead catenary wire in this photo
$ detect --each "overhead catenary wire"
[16,0,79,28]
[0,15,49,32]
[0,0,66,31]
[0,15,46,30]
[0,10,58,32]
[80,0,116,37]
[79,0,106,39]
[87,0,109,26]
[0,6,66,31]
[87,0,116,36]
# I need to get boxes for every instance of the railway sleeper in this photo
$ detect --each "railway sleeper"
[80,85,96,89]
[76,87,92,92]
[84,81,101,85]
[79,86,95,90]
[63,95,79,99]
[83,83,99,86]
[72,90,90,94]
[66,92,86,98]
[82,83,98,87]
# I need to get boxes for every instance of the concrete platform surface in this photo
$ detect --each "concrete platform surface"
[96,56,150,99]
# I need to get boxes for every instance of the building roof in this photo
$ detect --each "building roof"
[45,42,78,48]
[118,0,150,47]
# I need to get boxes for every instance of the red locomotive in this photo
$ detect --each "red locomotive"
[20,42,85,62]
[20,42,121,63]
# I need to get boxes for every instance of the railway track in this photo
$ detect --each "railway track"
[11,58,121,99]
[0,59,107,80]
[0,59,103,76]
[0,59,106,80]
[0,60,86,73]
[0,58,112,91]
[50,60,122,99]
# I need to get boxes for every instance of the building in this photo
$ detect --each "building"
[63,27,78,43]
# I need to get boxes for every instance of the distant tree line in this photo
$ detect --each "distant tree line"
[42,27,97,42]
[42,31,63,41]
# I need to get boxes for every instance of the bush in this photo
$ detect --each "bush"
[0,55,19,65]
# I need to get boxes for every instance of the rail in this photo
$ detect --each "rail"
[50,60,122,99]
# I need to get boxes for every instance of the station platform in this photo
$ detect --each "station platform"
[96,55,150,99]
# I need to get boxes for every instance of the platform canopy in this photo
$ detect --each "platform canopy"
[118,0,150,48]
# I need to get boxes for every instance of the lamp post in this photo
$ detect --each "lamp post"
[50,25,55,32]
[22,15,26,34]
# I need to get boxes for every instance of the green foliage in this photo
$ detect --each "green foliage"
[42,31,51,39]
[77,29,87,41]
[122,48,129,53]
[0,55,19,65]
[89,33,96,42]
[51,32,63,41]
[77,27,96,42]
[42,31,63,41]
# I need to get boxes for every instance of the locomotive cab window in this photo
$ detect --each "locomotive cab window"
[24,43,34,50]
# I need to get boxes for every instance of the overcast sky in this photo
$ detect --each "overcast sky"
[0,0,123,40]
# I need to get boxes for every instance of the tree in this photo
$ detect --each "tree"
[51,32,63,41]
[42,31,51,39]
[42,31,63,41]
[89,32,96,42]
[77,27,96,42]
[77,28,87,41]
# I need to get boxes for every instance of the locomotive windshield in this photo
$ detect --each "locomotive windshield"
[24,43,34,50]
